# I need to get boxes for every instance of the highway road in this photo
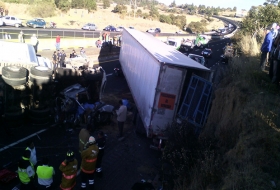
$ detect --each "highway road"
[0,36,230,190]
[0,26,226,40]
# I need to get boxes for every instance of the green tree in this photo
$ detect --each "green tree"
[149,5,159,18]
[241,4,280,36]
[233,6,237,11]
[85,0,97,11]
[136,9,142,17]
[169,0,176,7]
[103,0,110,9]
[159,14,172,24]
[114,4,127,14]
[55,0,71,12]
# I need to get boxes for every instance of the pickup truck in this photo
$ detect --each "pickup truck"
[119,28,213,149]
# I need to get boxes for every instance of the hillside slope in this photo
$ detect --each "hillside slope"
[2,2,224,33]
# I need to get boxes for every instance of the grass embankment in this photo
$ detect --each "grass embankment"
[163,32,280,189]
[199,34,280,189]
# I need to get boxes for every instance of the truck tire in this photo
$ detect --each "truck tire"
[30,75,51,85]
[30,66,52,77]
[2,66,28,78]
[29,115,50,125]
[56,68,79,77]
[29,107,50,118]
[1,75,27,86]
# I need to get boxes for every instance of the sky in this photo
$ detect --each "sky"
[157,0,265,11]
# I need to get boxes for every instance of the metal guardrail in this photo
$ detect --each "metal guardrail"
[0,16,239,41]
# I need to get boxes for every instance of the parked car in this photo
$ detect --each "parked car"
[146,28,161,33]
[2,16,22,27]
[116,26,124,32]
[188,54,206,66]
[103,25,116,31]
[176,30,184,34]
[146,28,155,33]
[26,18,46,28]
[129,26,134,29]
[82,23,97,31]
[201,48,212,58]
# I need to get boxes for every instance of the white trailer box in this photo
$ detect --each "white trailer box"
[119,28,212,138]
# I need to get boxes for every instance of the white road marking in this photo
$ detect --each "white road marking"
[0,129,47,152]
[106,73,113,76]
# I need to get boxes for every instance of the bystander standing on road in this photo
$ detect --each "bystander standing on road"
[4,8,8,16]
[55,35,61,50]
[3,32,11,40]
[70,49,77,58]
[118,35,122,47]
[108,39,113,52]
[36,157,55,189]
[26,140,37,167]
[0,7,4,17]
[31,34,39,53]
[116,99,127,138]
[52,51,58,70]
[60,50,66,67]
[80,136,99,190]
[57,50,62,67]
[59,150,78,190]
[260,26,273,71]
[80,47,86,58]
[18,150,36,190]
[18,31,25,43]
[95,131,106,178]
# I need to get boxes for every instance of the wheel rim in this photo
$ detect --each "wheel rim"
[35,66,50,71]
[7,66,21,72]
[33,25,36,28]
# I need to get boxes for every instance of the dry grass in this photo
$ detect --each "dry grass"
[198,34,280,189]
[4,2,224,33]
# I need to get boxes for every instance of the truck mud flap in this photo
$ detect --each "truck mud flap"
[178,75,212,131]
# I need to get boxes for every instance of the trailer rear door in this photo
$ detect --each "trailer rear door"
[178,75,212,130]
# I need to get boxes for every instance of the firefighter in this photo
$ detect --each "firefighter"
[95,131,106,178]
[59,150,78,190]
[79,125,91,153]
[18,150,36,190]
[80,136,99,190]
[36,157,55,189]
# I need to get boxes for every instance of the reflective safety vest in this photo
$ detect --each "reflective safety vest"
[36,165,54,186]
[18,156,33,184]
[59,159,78,190]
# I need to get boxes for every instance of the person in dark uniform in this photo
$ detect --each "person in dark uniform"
[57,50,62,68]
[60,50,66,67]
[95,131,106,178]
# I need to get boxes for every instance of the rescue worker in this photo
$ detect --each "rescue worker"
[26,140,37,167]
[36,157,55,189]
[79,125,91,153]
[18,150,36,190]
[80,136,99,190]
[59,150,78,190]
[95,131,106,178]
